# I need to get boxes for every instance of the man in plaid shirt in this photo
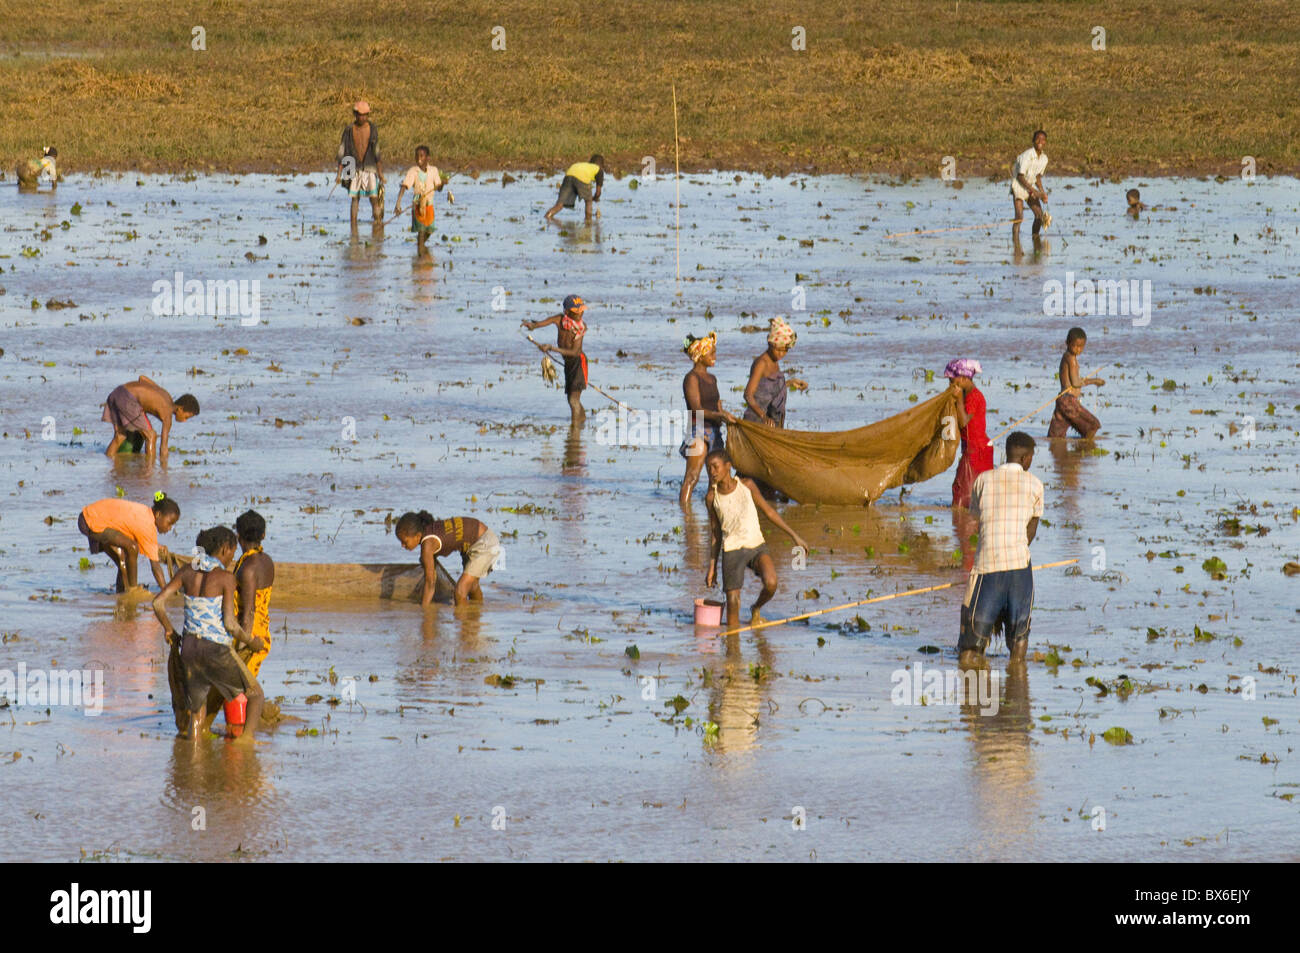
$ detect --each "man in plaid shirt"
[959,432,1044,667]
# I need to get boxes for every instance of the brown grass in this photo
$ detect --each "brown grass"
[1,1,1296,177]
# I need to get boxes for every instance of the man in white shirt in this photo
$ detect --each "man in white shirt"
[1010,130,1049,240]
[959,432,1044,667]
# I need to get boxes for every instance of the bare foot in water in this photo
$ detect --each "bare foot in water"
[958,649,987,670]
[749,607,765,625]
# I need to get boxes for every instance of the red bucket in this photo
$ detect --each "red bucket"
[223,693,247,737]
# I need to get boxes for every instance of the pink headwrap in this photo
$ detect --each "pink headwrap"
[944,358,982,379]
[684,332,716,362]
[767,316,797,349]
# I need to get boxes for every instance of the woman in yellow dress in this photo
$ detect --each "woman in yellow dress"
[233,510,274,677]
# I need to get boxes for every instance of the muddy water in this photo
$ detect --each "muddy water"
[0,171,1297,861]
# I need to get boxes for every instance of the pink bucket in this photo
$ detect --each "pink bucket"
[694,599,723,626]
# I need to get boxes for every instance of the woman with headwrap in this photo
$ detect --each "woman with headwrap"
[944,358,993,509]
[679,332,737,506]
[744,316,798,428]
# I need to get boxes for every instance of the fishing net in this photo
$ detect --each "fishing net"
[725,389,962,504]
[16,158,41,187]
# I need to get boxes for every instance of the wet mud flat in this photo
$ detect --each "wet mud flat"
[0,171,1297,860]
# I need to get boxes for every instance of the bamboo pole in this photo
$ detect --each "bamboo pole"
[524,334,631,411]
[885,219,1023,239]
[986,365,1106,445]
[720,559,1078,636]
[672,83,681,293]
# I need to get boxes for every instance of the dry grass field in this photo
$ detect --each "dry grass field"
[2,0,1296,177]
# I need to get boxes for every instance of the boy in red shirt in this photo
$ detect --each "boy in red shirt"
[945,359,993,509]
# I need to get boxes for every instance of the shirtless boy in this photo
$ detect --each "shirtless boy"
[102,375,199,463]
[1047,327,1105,439]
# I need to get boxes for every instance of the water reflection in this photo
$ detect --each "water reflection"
[962,661,1035,846]
[703,629,776,756]
[163,736,277,854]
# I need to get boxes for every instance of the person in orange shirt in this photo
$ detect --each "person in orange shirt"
[77,492,180,592]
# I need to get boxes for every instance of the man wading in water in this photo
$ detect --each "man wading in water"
[958,432,1044,669]
[336,101,385,227]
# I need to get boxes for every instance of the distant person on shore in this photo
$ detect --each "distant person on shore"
[523,295,589,422]
[102,375,199,463]
[78,491,179,592]
[336,101,385,227]
[395,512,502,606]
[544,155,605,223]
[744,316,802,429]
[705,449,807,628]
[945,358,993,509]
[16,146,57,190]
[393,145,448,253]
[1126,188,1147,218]
[958,432,1043,668]
[1010,130,1049,240]
[679,332,737,506]
[154,526,265,742]
[1047,327,1104,439]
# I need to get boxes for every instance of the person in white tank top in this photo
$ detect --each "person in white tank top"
[704,449,807,628]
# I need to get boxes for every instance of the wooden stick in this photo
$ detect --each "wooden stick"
[987,364,1106,444]
[886,219,1023,239]
[524,334,631,411]
[672,83,681,293]
[721,559,1078,636]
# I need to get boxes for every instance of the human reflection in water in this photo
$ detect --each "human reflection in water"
[410,245,437,307]
[701,628,776,755]
[951,506,978,573]
[164,736,271,852]
[1012,233,1049,265]
[961,659,1035,845]
[563,420,586,474]
[1046,437,1087,527]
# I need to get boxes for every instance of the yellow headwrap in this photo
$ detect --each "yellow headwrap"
[684,332,716,362]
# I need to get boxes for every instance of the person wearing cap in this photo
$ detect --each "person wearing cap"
[522,295,590,422]
[544,155,605,223]
[336,101,386,226]
[944,358,993,509]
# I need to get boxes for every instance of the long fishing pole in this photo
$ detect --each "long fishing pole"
[886,219,1023,239]
[721,558,1078,636]
[672,82,681,295]
[987,364,1106,445]
[523,333,631,411]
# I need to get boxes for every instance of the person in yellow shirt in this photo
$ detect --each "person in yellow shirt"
[545,154,605,223]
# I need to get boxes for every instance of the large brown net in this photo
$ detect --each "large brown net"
[725,389,961,504]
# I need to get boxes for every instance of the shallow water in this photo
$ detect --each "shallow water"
[0,170,1297,861]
